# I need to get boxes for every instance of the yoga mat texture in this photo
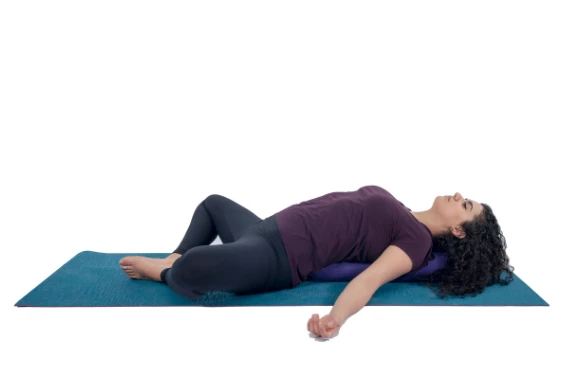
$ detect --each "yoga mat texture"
[15,251,548,307]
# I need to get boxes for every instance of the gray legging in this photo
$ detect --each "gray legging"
[160,194,293,299]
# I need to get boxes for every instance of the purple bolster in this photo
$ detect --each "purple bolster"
[308,252,447,282]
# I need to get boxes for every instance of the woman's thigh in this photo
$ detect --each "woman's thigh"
[168,230,278,295]
[202,194,263,243]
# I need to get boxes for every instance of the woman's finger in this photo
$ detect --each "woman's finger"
[316,315,322,336]
[319,321,329,338]
[315,315,321,337]
[308,316,314,335]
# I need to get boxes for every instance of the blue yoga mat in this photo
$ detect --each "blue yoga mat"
[15,251,548,307]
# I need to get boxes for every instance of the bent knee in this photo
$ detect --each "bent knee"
[203,194,228,206]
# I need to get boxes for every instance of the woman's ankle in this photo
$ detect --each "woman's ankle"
[166,252,182,262]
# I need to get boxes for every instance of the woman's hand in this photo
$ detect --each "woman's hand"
[307,313,341,339]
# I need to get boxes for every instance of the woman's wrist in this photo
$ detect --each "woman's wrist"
[328,309,347,325]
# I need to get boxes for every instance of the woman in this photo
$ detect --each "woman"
[119,185,513,339]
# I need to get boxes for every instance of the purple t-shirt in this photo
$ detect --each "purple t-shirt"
[274,185,434,287]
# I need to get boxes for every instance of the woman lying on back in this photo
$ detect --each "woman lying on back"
[118,185,513,339]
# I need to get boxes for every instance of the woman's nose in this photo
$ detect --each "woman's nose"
[454,192,462,200]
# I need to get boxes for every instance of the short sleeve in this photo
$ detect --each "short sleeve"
[390,229,432,273]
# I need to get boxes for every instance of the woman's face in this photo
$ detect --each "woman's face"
[434,192,483,230]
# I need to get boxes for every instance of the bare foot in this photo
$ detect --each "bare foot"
[119,256,170,281]
[149,257,176,266]
[165,253,182,263]
[120,255,174,266]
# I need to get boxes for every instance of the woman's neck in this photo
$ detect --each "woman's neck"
[410,210,447,237]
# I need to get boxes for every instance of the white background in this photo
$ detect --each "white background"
[1,1,575,383]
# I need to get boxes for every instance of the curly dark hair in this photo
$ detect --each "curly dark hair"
[418,203,515,299]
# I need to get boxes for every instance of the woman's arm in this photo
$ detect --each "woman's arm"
[329,276,378,325]
[329,245,414,325]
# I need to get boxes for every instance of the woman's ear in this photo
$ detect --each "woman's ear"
[450,226,466,239]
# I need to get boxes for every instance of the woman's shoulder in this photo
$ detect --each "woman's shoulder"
[358,185,391,195]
